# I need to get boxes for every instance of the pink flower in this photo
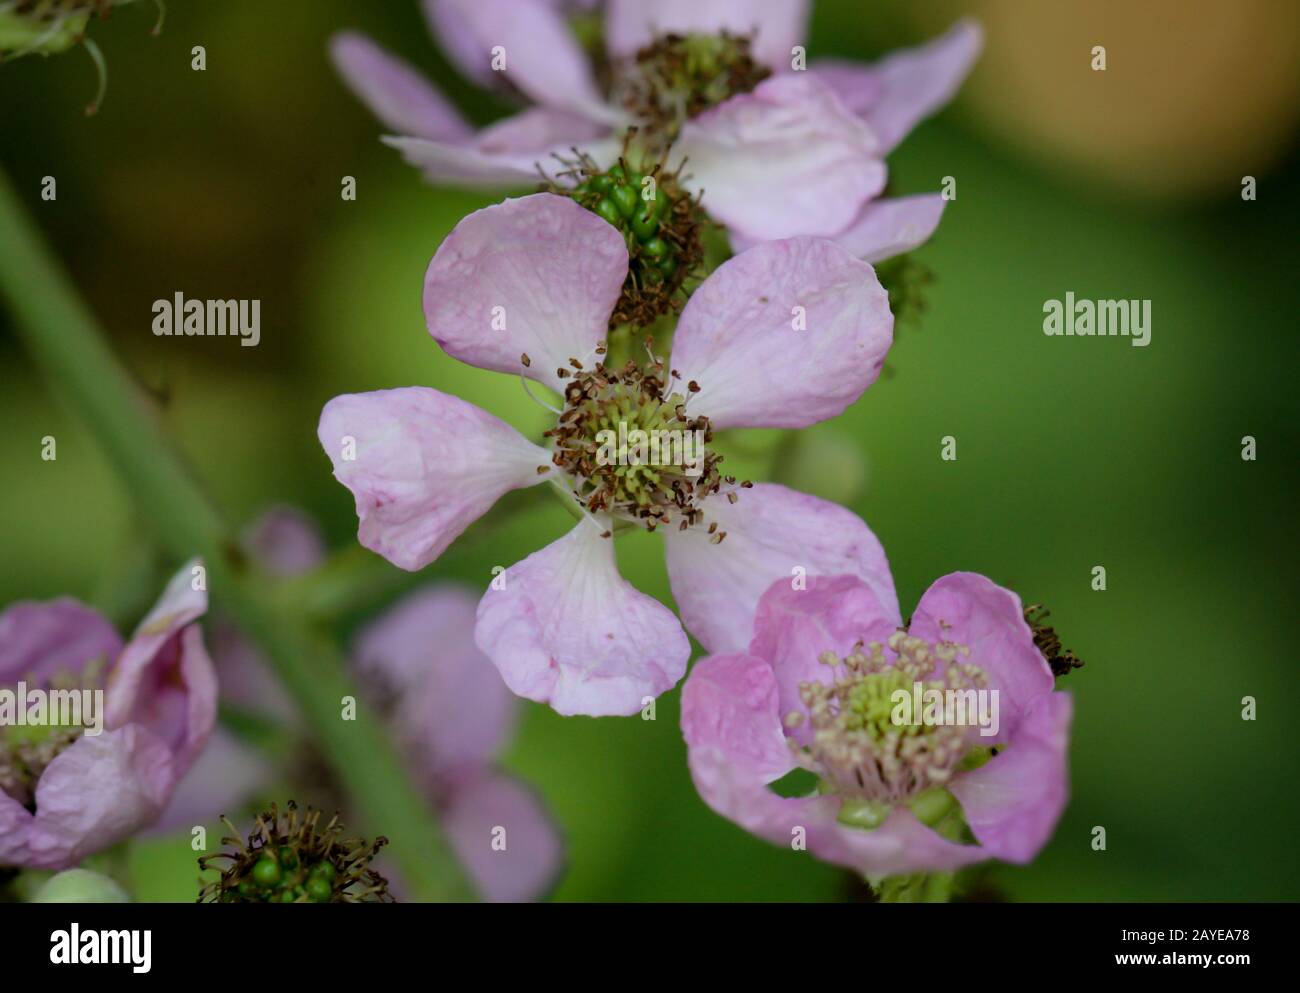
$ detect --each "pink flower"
[318,192,897,716]
[681,573,1072,878]
[165,508,563,902]
[0,561,215,870]
[331,1,981,261]
[354,584,564,902]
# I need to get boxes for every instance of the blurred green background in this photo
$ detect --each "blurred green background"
[1,0,1297,901]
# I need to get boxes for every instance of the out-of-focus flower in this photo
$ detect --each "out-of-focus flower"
[354,584,564,903]
[681,572,1072,879]
[319,193,897,716]
[0,560,214,870]
[30,866,130,903]
[330,0,981,261]
[166,508,563,902]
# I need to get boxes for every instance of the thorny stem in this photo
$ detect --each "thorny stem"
[0,166,475,901]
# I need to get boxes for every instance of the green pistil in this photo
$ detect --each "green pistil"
[565,159,702,327]
[198,801,393,904]
[840,670,928,743]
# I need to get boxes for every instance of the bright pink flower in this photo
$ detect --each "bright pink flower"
[0,562,215,870]
[319,193,897,716]
[681,573,1072,877]
[330,1,981,261]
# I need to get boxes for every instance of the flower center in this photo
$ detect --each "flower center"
[0,662,103,812]
[616,32,772,143]
[545,354,727,531]
[786,632,990,825]
[199,801,393,903]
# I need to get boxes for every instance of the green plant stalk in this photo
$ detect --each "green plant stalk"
[0,166,474,901]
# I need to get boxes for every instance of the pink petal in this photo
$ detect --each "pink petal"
[318,387,550,571]
[827,193,947,263]
[354,584,517,781]
[676,74,885,241]
[687,745,985,877]
[805,58,883,115]
[0,598,121,686]
[423,195,628,391]
[664,484,899,654]
[605,0,811,71]
[856,19,983,154]
[474,106,607,154]
[669,237,892,430]
[949,692,1072,864]
[329,31,472,142]
[27,726,175,870]
[475,518,691,716]
[383,135,562,187]
[679,651,794,783]
[442,772,564,902]
[0,791,32,865]
[748,575,901,746]
[908,572,1055,744]
[241,506,326,578]
[423,0,617,124]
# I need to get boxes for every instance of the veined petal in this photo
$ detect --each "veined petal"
[424,0,618,124]
[676,74,885,241]
[475,517,691,716]
[805,58,883,115]
[949,692,1072,864]
[605,0,810,71]
[856,18,983,154]
[423,194,628,391]
[329,31,472,142]
[909,572,1055,744]
[442,772,564,902]
[318,387,550,571]
[664,484,899,655]
[354,585,517,781]
[669,237,892,430]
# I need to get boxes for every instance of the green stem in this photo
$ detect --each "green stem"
[0,166,474,901]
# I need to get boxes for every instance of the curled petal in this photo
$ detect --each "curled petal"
[423,194,628,391]
[670,237,892,430]
[664,484,899,655]
[856,19,984,153]
[748,575,901,746]
[909,572,1055,743]
[475,518,691,716]
[0,598,121,687]
[676,74,885,241]
[354,585,517,781]
[950,692,1072,864]
[443,772,565,902]
[318,387,550,571]
[605,0,810,71]
[329,31,472,142]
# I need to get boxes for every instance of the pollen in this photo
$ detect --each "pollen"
[791,632,989,816]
